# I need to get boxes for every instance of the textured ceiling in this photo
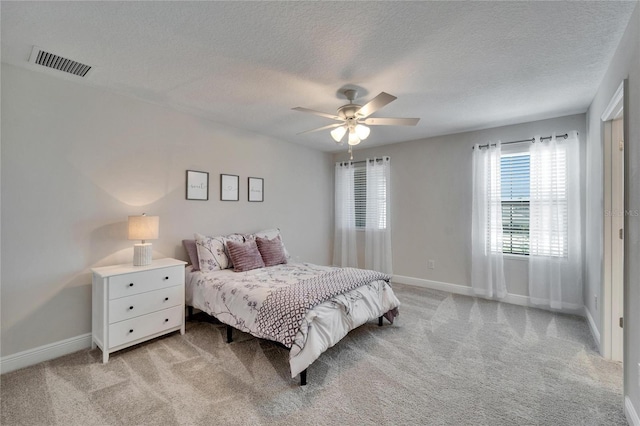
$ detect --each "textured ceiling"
[1,1,637,152]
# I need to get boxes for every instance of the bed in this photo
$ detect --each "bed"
[183,230,400,385]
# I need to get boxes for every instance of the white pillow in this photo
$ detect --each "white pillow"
[244,228,290,259]
[195,233,228,272]
[194,233,246,271]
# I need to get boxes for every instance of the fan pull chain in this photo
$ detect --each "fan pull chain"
[349,145,353,160]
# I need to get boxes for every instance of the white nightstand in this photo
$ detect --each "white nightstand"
[91,258,187,363]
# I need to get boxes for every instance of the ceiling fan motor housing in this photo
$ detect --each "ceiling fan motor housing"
[337,104,362,120]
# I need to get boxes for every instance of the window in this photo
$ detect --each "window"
[353,162,388,230]
[529,145,568,258]
[499,147,568,257]
[501,153,530,255]
[354,165,367,228]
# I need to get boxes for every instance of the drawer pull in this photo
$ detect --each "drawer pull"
[129,329,134,333]
[129,306,134,310]
[164,318,169,322]
[129,283,134,287]
[163,276,169,280]
[164,297,169,301]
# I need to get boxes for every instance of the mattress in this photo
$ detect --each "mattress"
[185,262,400,377]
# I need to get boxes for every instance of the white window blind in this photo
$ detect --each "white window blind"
[501,153,530,255]
[365,162,388,230]
[499,147,568,257]
[353,162,388,230]
[529,146,568,258]
[354,165,366,228]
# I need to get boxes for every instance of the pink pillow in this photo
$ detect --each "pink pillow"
[182,239,200,271]
[226,240,265,272]
[256,235,287,267]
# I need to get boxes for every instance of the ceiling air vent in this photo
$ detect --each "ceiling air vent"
[29,46,91,77]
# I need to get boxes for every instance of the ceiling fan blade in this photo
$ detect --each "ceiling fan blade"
[356,92,397,118]
[297,123,344,135]
[362,117,420,126]
[292,107,341,121]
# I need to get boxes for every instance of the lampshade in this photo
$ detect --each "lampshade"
[128,214,158,266]
[355,124,370,140]
[330,126,347,143]
[348,131,361,146]
[128,214,159,241]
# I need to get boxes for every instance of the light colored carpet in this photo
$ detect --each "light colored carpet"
[1,284,625,425]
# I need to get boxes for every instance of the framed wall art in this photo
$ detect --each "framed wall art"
[186,170,209,200]
[248,177,264,202]
[220,174,239,201]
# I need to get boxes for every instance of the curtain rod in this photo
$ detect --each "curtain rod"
[473,133,573,149]
[338,156,389,166]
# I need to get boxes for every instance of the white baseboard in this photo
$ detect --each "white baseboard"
[393,275,535,307]
[0,333,92,374]
[627,396,640,426]
[392,275,474,296]
[583,306,601,352]
[392,275,584,314]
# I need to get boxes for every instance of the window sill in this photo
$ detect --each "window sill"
[504,253,529,262]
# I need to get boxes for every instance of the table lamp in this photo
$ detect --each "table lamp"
[128,213,159,266]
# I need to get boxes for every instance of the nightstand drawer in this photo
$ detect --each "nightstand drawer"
[108,265,183,299]
[108,305,183,348]
[108,285,183,323]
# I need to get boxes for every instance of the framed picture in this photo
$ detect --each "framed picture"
[248,177,264,202]
[186,170,209,200]
[220,174,239,201]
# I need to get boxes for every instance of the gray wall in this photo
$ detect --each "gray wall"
[333,113,586,298]
[0,63,334,357]
[585,3,640,415]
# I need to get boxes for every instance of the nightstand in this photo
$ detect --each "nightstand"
[91,258,187,363]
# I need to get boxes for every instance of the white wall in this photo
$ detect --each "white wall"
[333,113,586,299]
[0,63,334,357]
[585,3,640,420]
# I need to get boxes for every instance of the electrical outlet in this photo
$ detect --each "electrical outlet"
[427,259,435,270]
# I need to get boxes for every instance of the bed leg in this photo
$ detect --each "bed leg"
[300,369,307,386]
[226,325,233,343]
[187,306,194,321]
[378,316,383,326]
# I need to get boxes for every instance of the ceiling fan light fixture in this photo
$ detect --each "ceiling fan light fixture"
[330,125,347,143]
[348,131,361,146]
[355,124,370,140]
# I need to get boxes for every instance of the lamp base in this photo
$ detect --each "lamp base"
[133,243,153,266]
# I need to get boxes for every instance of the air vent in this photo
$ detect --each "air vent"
[29,46,91,77]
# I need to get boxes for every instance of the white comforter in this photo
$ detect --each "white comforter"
[185,262,400,377]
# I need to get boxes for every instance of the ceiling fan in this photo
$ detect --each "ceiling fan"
[292,89,420,148]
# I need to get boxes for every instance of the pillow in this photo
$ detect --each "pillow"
[256,235,287,267]
[226,239,265,272]
[223,233,246,268]
[195,233,229,272]
[194,233,246,272]
[182,239,200,271]
[245,228,290,259]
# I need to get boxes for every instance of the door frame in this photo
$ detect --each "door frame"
[600,80,625,361]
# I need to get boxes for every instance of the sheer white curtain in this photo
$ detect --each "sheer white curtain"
[333,161,358,267]
[365,157,392,274]
[529,131,582,309]
[471,142,506,299]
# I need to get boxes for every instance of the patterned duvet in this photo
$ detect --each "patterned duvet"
[185,262,400,378]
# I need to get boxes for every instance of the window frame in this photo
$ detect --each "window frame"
[496,143,569,259]
[353,162,388,230]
